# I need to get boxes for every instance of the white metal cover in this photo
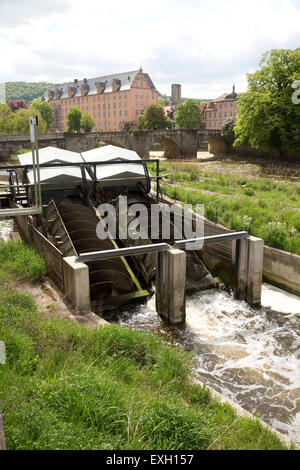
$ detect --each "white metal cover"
[81,145,141,163]
[81,145,146,188]
[18,146,89,186]
[18,146,84,166]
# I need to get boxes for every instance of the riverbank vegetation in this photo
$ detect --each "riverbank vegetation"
[149,161,300,255]
[0,241,292,450]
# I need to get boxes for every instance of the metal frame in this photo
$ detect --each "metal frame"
[76,232,250,263]
[0,158,162,204]
[0,116,43,218]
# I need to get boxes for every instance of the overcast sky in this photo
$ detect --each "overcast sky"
[0,0,300,99]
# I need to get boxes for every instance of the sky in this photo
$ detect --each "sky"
[0,0,300,99]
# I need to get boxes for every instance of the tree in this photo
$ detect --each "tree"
[12,107,47,134]
[175,99,202,128]
[31,98,53,131]
[0,104,14,133]
[234,48,300,157]
[7,99,28,112]
[221,117,236,146]
[137,103,172,130]
[0,104,46,134]
[67,107,82,133]
[80,111,95,132]
[158,97,171,106]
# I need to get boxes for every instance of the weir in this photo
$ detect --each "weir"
[0,139,264,324]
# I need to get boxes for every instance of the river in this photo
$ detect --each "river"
[115,284,300,444]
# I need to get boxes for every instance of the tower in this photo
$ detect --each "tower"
[171,84,182,106]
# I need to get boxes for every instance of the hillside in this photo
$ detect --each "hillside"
[4,82,54,103]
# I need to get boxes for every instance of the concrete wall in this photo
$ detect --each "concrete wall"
[11,203,65,290]
[263,246,300,295]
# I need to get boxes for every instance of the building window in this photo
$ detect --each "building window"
[119,110,122,117]
[125,110,128,116]
[224,112,227,117]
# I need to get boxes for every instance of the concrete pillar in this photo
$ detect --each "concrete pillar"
[234,236,264,306]
[156,248,186,325]
[63,256,91,313]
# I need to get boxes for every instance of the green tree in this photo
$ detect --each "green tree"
[137,103,172,130]
[221,117,236,146]
[158,97,171,106]
[0,104,14,133]
[175,99,202,128]
[31,98,53,131]
[12,107,47,134]
[67,107,82,133]
[234,48,300,157]
[80,111,95,132]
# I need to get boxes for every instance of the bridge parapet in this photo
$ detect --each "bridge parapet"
[0,129,222,160]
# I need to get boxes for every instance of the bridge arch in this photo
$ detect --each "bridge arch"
[156,137,182,159]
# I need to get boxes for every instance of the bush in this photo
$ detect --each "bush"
[258,222,288,249]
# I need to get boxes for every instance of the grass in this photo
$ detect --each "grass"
[149,162,300,254]
[0,240,46,282]
[0,241,293,450]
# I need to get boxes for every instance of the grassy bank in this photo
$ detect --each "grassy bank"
[0,241,293,450]
[149,162,300,254]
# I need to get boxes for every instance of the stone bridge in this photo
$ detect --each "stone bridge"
[0,129,221,161]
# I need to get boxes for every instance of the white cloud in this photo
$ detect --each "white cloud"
[0,0,299,98]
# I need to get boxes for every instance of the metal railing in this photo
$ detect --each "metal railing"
[76,232,249,263]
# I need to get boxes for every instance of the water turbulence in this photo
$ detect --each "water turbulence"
[116,284,300,444]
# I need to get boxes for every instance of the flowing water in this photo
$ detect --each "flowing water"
[116,284,300,444]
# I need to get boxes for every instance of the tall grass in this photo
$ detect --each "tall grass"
[0,232,293,450]
[0,291,290,450]
[0,241,46,282]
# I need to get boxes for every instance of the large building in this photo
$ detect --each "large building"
[202,85,238,130]
[45,68,158,132]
